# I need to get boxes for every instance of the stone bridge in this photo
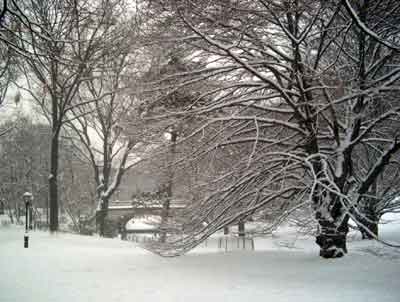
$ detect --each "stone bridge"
[96,200,185,237]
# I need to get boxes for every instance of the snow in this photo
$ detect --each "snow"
[343,0,400,52]
[125,216,159,230]
[108,205,134,210]
[0,214,11,226]
[1,216,400,302]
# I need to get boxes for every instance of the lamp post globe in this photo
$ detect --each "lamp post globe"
[23,192,33,204]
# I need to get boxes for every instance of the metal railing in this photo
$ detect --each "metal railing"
[217,235,255,252]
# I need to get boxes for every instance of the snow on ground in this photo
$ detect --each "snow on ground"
[0,215,400,302]
[0,215,11,226]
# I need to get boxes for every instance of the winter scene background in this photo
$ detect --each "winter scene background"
[1,1,400,301]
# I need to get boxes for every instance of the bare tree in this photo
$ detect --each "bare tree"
[0,1,20,114]
[0,115,98,228]
[0,116,50,224]
[64,51,141,237]
[142,0,400,258]
[137,50,215,242]
[10,0,130,232]
[58,142,96,234]
[338,0,400,239]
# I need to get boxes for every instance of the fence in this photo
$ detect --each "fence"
[124,233,255,252]
[125,233,158,243]
[217,236,255,251]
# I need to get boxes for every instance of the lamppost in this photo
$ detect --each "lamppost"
[23,192,33,248]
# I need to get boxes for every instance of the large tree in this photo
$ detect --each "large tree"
[143,0,400,258]
[340,0,400,239]
[11,0,130,232]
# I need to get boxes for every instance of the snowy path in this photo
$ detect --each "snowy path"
[1,227,400,302]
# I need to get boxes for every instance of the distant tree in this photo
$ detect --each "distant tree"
[0,117,50,223]
[58,142,96,234]
[0,116,96,229]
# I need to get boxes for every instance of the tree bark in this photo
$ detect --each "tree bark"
[223,226,229,235]
[285,4,350,258]
[360,218,378,239]
[160,198,170,243]
[357,204,379,239]
[49,126,60,233]
[96,141,134,237]
[315,201,349,258]
[315,224,348,258]
[238,221,245,237]
[98,196,110,237]
[6,203,14,224]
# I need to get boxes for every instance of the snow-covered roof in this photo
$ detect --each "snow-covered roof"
[108,200,186,210]
[108,205,134,210]
[108,200,133,208]
[125,216,160,231]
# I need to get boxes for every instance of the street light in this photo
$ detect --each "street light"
[23,192,33,248]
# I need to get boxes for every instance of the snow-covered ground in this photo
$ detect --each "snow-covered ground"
[1,215,400,302]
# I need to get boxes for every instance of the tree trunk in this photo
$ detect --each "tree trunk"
[238,221,245,237]
[8,208,14,224]
[223,226,229,235]
[15,204,20,224]
[5,201,14,224]
[46,196,49,227]
[98,196,109,237]
[360,220,378,239]
[358,208,379,239]
[315,215,349,258]
[49,128,59,233]
[160,198,170,243]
